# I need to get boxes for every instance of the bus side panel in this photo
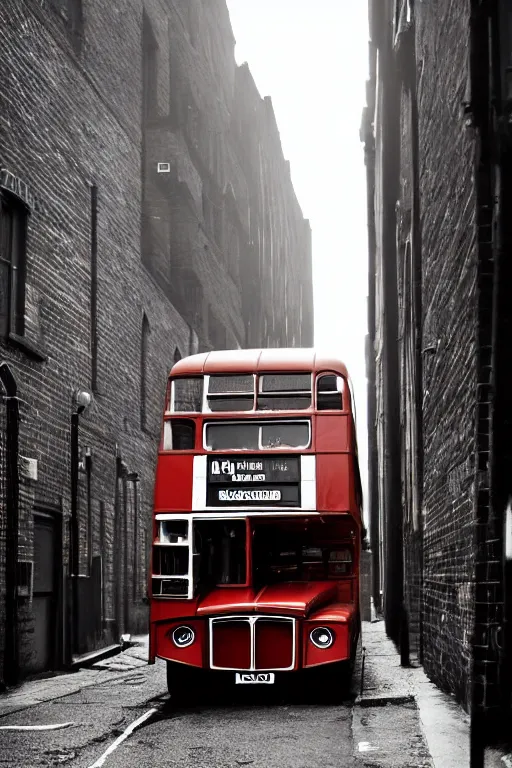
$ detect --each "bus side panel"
[149,621,157,664]
[154,454,194,511]
[150,598,199,623]
[315,414,349,452]
[316,453,350,511]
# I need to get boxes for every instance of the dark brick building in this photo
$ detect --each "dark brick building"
[0,0,313,684]
[363,0,512,751]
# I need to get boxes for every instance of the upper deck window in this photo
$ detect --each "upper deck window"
[162,418,196,450]
[257,373,311,411]
[204,420,311,451]
[172,377,203,412]
[316,374,344,410]
[207,374,254,412]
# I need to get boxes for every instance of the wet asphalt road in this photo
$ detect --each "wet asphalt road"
[0,660,431,768]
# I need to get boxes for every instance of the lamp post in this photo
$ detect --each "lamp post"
[70,389,92,657]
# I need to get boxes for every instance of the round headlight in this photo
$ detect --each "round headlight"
[171,625,195,648]
[310,627,335,649]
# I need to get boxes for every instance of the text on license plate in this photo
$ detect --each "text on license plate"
[235,673,275,685]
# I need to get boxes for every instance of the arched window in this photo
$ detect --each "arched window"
[141,314,150,429]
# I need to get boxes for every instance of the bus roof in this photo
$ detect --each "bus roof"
[170,348,350,378]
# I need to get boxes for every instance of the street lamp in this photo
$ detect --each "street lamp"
[73,388,92,414]
[70,388,92,659]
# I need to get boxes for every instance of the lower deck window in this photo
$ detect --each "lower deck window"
[251,519,353,587]
[194,520,246,585]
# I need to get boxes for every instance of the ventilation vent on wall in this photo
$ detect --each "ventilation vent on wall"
[157,162,171,173]
[20,456,38,481]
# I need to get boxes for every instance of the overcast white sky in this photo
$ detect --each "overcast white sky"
[226,0,370,513]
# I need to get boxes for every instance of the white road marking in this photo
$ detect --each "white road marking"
[0,722,74,731]
[88,708,157,768]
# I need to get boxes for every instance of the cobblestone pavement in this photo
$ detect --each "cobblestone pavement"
[0,631,436,768]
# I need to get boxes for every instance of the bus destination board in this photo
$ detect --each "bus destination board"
[206,456,301,507]
[207,456,300,484]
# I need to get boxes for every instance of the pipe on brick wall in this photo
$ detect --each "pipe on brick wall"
[468,1,499,764]
[70,411,80,655]
[0,362,20,687]
[86,449,92,575]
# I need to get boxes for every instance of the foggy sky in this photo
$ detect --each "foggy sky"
[226,0,370,518]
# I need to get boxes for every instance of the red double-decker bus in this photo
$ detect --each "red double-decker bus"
[149,349,363,701]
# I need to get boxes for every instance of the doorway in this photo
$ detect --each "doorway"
[28,511,62,674]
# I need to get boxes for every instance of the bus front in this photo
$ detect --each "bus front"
[149,350,362,701]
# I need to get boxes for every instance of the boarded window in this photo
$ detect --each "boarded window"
[140,315,150,429]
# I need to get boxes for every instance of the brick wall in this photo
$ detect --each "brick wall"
[415,0,477,706]
[0,0,313,678]
[364,0,478,710]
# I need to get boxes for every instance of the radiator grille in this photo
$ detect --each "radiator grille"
[209,615,295,671]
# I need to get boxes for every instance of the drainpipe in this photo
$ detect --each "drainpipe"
[70,410,81,656]
[86,448,92,574]
[1,362,19,687]
[122,466,129,632]
[130,473,140,603]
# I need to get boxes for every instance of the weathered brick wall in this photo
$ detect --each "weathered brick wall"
[0,398,6,681]
[0,0,313,674]
[415,0,477,707]
[395,24,423,663]
[365,0,480,709]
[143,0,313,351]
[233,65,314,349]
[0,0,192,670]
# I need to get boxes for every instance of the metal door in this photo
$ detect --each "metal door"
[30,514,58,673]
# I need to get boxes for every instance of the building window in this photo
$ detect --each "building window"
[67,0,83,37]
[186,1,197,48]
[142,11,158,122]
[394,0,413,39]
[49,0,83,51]
[0,190,28,339]
[140,314,150,429]
[90,185,98,392]
[174,347,182,364]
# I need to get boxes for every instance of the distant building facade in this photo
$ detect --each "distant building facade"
[0,0,313,684]
[363,0,512,744]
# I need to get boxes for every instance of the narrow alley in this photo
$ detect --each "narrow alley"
[0,624,459,768]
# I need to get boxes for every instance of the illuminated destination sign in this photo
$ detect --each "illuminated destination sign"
[206,456,300,507]
[209,485,299,506]
[218,489,281,502]
[207,456,300,484]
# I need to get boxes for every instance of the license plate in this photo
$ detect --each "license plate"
[235,673,275,685]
